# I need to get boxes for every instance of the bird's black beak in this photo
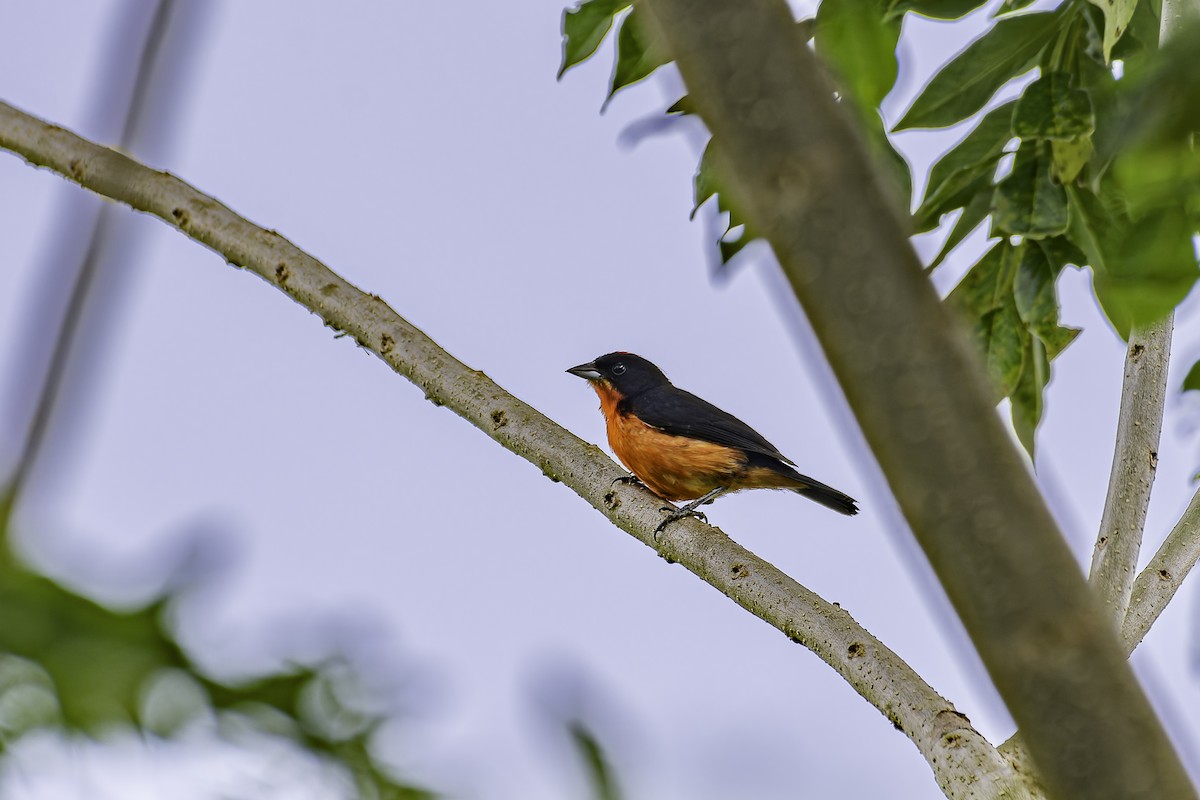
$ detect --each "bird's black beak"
[566,361,602,381]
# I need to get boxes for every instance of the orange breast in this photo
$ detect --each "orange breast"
[591,382,745,501]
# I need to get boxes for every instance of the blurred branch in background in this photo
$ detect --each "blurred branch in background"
[2,0,178,510]
[0,2,433,796]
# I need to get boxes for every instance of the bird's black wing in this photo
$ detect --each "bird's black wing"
[626,386,797,467]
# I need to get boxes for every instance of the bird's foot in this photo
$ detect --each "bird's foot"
[611,475,645,489]
[654,505,707,539]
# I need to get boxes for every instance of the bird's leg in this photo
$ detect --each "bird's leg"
[655,487,730,537]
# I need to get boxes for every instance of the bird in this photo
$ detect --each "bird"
[567,352,858,532]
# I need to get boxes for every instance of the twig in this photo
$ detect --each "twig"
[0,100,1034,799]
[1089,314,1173,626]
[1123,486,1200,653]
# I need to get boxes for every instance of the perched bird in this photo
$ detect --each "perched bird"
[567,352,858,531]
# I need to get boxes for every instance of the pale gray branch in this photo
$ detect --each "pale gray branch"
[1123,487,1200,652]
[1089,315,1173,626]
[0,99,1036,800]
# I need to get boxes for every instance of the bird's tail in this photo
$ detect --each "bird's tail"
[774,463,858,515]
[794,481,859,516]
[745,454,859,516]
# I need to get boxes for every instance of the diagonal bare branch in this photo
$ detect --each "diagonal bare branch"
[1123,486,1200,653]
[1089,314,1173,626]
[0,100,1035,798]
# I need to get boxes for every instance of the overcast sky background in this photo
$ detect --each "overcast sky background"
[1,2,1199,798]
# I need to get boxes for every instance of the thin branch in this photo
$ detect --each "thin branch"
[1000,485,1200,783]
[1123,486,1200,653]
[1089,314,1173,626]
[0,100,1035,799]
[3,0,177,509]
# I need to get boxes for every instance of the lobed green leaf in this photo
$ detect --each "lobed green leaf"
[895,11,1063,130]
[1067,185,1198,337]
[1012,71,1095,141]
[559,0,632,79]
[948,240,1016,318]
[1015,239,1082,358]
[915,100,1015,232]
[1051,134,1093,183]
[992,141,1069,238]
[926,190,993,271]
[1085,0,1137,62]
[815,0,901,111]
[1010,333,1046,457]
[608,6,670,101]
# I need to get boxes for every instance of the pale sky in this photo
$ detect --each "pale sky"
[1,2,1198,798]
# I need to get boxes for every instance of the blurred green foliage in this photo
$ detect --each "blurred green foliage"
[0,490,433,798]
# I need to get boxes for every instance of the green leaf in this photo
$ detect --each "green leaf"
[867,118,915,218]
[915,100,1016,232]
[814,0,911,210]
[815,0,901,111]
[885,0,990,20]
[608,6,670,101]
[895,11,1062,130]
[693,140,760,266]
[979,302,1028,398]
[559,0,632,79]
[1183,359,1200,393]
[1012,71,1095,141]
[1074,44,1123,181]
[1113,145,1200,219]
[718,226,755,263]
[1110,0,1162,60]
[927,190,993,271]
[568,720,624,800]
[1010,334,1047,457]
[0,526,433,798]
[916,168,986,239]
[1014,242,1060,330]
[1067,185,1199,336]
[992,141,1069,238]
[1086,0,1137,62]
[1093,206,1199,335]
[666,95,695,115]
[1065,184,1115,273]
[1015,238,1082,357]
[948,242,1027,397]
[948,241,1014,315]
[1051,135,1094,183]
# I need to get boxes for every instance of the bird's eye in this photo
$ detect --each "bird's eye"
[612,363,626,376]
